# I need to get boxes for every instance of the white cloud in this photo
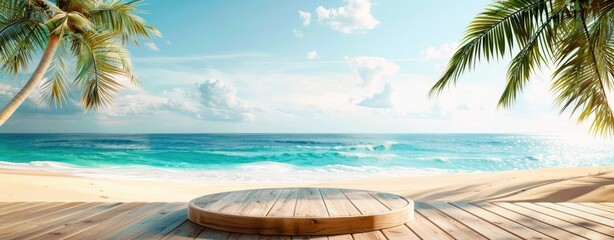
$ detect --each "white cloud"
[145,42,159,51]
[358,83,394,108]
[100,94,168,117]
[293,29,303,38]
[195,79,254,122]
[307,51,318,59]
[0,84,16,98]
[346,56,399,85]
[315,0,379,34]
[423,42,459,60]
[298,11,312,26]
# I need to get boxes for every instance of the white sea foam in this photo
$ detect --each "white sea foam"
[298,141,399,152]
[337,152,398,160]
[0,160,454,183]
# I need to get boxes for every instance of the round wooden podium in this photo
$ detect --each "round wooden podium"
[188,188,414,235]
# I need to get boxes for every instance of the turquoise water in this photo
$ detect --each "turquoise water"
[0,134,612,182]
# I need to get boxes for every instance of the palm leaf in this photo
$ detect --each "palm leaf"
[73,31,134,110]
[90,0,160,45]
[41,41,72,108]
[429,0,551,97]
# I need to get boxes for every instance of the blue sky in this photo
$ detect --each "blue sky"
[0,0,592,133]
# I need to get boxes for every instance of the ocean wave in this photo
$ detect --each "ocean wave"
[337,152,398,160]
[0,160,452,182]
[297,141,399,151]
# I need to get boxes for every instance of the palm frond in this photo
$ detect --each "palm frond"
[429,0,551,97]
[498,5,568,108]
[551,3,614,136]
[41,41,72,108]
[73,31,134,110]
[90,0,160,45]
[0,20,49,76]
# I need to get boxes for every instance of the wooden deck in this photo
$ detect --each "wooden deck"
[0,201,612,239]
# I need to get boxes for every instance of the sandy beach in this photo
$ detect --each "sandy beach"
[1,166,612,203]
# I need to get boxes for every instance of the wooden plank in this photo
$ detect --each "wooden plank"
[0,202,47,216]
[0,202,98,236]
[228,233,259,240]
[161,220,206,240]
[2,202,119,240]
[352,231,387,240]
[540,203,614,226]
[320,188,361,217]
[267,188,298,217]
[405,212,453,240]
[342,190,388,215]
[381,224,419,240]
[452,202,553,240]
[369,191,409,210]
[597,203,614,211]
[562,203,614,219]
[206,190,256,214]
[99,202,185,239]
[474,202,584,240]
[67,202,168,240]
[414,202,486,240]
[128,204,189,239]
[327,235,353,240]
[29,202,142,240]
[0,202,70,227]
[294,188,328,217]
[236,189,283,216]
[0,202,29,213]
[196,228,231,239]
[0,202,11,208]
[258,236,291,240]
[291,236,328,240]
[495,202,611,239]
[428,202,519,239]
[193,192,231,207]
[581,203,614,214]
[519,203,614,237]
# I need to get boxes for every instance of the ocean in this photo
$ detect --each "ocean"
[0,134,612,182]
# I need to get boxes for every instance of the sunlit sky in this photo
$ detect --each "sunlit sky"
[0,0,592,133]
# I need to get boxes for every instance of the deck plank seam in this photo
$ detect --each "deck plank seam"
[367,192,393,211]
[544,203,614,225]
[579,203,614,214]
[451,202,525,240]
[589,203,614,215]
[469,202,575,240]
[403,225,424,240]
[563,203,614,218]
[508,202,612,238]
[421,202,491,240]
[411,208,455,240]
[54,202,143,239]
[29,202,127,239]
[596,203,614,211]
[339,189,366,216]
[529,202,614,233]
[492,202,591,239]
[264,188,287,217]
[318,188,333,217]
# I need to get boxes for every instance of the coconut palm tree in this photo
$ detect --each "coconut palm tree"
[0,0,159,125]
[429,0,614,136]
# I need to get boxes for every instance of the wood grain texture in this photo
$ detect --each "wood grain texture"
[188,188,413,235]
[0,201,611,239]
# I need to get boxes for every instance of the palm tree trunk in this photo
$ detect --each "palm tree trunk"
[0,34,61,126]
